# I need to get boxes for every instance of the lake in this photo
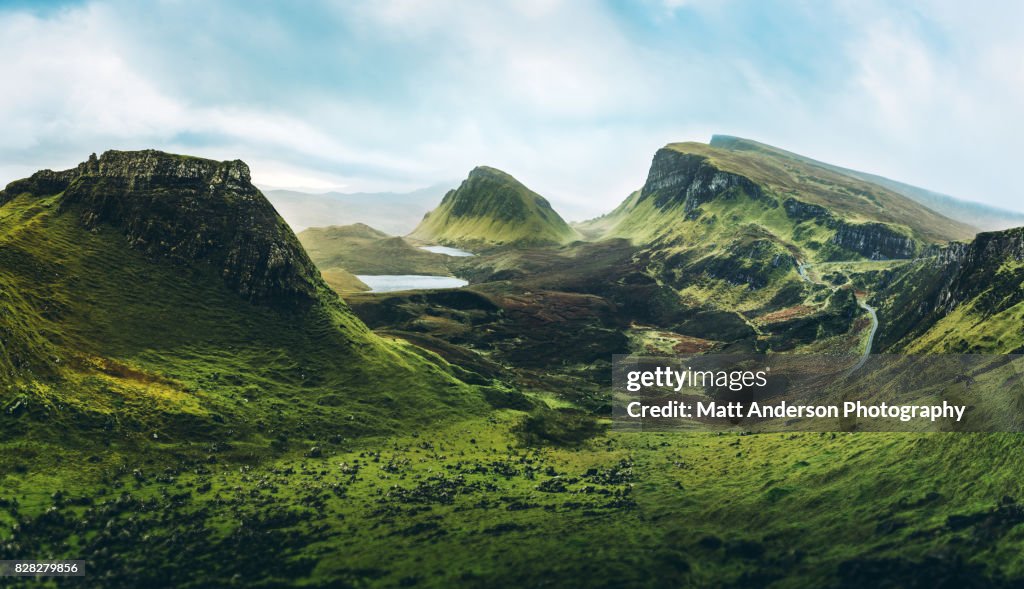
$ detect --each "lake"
[418,245,475,257]
[356,275,469,293]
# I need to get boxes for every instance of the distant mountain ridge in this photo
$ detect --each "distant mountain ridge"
[410,166,578,247]
[298,223,452,278]
[265,182,453,235]
[709,135,1024,231]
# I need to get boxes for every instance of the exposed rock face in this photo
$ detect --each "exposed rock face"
[1,150,323,308]
[782,197,831,223]
[873,227,1024,350]
[639,150,920,262]
[930,228,1024,314]
[638,149,767,215]
[782,197,919,260]
[831,222,918,260]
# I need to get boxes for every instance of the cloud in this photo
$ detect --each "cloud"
[0,3,434,190]
[817,0,1024,204]
[1,0,1022,218]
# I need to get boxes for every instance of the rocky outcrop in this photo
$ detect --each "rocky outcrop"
[638,149,768,216]
[831,222,918,260]
[782,197,919,260]
[782,197,832,224]
[930,228,1024,314]
[873,227,1024,350]
[1,150,323,308]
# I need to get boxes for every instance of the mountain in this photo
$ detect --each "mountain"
[264,183,453,234]
[871,226,1024,353]
[409,166,578,248]
[5,150,1024,589]
[0,150,482,439]
[710,134,1024,231]
[298,223,452,280]
[580,138,978,311]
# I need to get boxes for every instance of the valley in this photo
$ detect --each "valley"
[2,138,1024,587]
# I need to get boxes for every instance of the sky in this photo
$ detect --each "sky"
[1,0,1022,221]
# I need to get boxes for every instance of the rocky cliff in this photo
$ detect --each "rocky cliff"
[0,149,481,438]
[830,222,918,260]
[638,149,768,216]
[782,197,831,223]
[1,150,323,308]
[918,228,1024,315]
[604,143,932,262]
[872,226,1024,351]
[782,196,920,259]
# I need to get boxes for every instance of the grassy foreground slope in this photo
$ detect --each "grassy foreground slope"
[410,166,578,248]
[4,414,1024,587]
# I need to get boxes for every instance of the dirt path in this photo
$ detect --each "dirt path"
[796,259,878,369]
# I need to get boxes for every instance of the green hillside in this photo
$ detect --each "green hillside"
[595,139,975,246]
[578,138,977,311]
[710,134,1024,232]
[410,166,578,247]
[0,150,484,441]
[319,267,371,293]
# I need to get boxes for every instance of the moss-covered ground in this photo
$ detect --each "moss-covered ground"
[4,414,1024,587]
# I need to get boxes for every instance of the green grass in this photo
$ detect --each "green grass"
[593,186,811,311]
[0,191,486,443]
[906,300,1024,353]
[659,141,976,244]
[410,166,578,247]
[5,413,1024,587]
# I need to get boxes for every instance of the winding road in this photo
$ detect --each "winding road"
[852,301,878,372]
[796,260,878,371]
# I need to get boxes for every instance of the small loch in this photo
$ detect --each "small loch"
[355,275,469,293]
[418,245,475,257]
